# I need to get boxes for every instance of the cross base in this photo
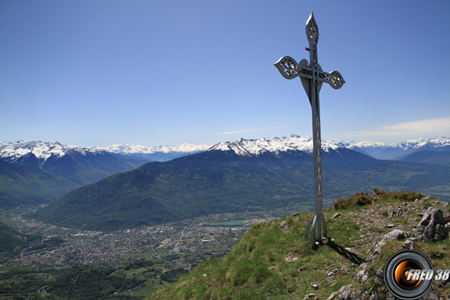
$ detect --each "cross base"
[305,212,328,249]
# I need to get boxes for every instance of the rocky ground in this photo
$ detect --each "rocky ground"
[328,197,450,300]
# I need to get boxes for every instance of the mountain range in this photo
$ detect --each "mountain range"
[0,141,149,207]
[0,141,148,186]
[2,136,450,221]
[93,136,450,162]
[4,136,449,166]
[209,135,341,155]
[96,136,450,164]
[210,135,450,166]
[94,143,211,161]
[343,136,450,160]
[26,135,450,231]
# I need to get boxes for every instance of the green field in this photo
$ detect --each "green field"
[0,260,180,300]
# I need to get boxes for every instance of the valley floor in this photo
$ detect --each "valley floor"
[0,206,295,299]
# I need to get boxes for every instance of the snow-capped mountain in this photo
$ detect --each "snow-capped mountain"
[209,135,343,156]
[344,140,386,151]
[344,137,450,160]
[3,136,449,168]
[387,137,450,150]
[98,143,211,155]
[0,141,104,164]
[0,141,146,186]
[96,143,212,161]
[208,135,450,160]
[342,141,389,158]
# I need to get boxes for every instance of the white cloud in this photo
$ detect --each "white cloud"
[345,116,450,138]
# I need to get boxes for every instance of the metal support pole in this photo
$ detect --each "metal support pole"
[274,12,344,248]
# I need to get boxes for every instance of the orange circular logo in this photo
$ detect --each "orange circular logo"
[384,250,433,300]
[394,260,422,289]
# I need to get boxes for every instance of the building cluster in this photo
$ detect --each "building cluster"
[1,214,260,269]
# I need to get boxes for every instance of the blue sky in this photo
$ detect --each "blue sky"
[1,1,449,148]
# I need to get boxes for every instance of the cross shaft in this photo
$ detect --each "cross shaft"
[274,12,345,248]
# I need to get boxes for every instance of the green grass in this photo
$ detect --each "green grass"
[135,281,165,297]
[149,194,450,300]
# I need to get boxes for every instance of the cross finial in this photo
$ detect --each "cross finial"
[306,12,319,44]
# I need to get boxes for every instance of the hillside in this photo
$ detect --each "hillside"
[27,138,450,231]
[0,221,26,261]
[150,191,450,299]
[0,160,80,208]
[400,150,450,167]
[0,221,64,264]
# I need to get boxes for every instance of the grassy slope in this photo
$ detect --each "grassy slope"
[0,221,48,263]
[0,221,24,259]
[0,264,148,300]
[150,197,450,300]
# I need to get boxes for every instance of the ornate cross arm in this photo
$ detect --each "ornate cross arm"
[274,56,345,89]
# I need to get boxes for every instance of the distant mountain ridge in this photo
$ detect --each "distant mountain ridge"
[4,136,449,162]
[399,150,450,167]
[210,135,450,163]
[97,136,450,161]
[4,136,449,212]
[3,136,449,167]
[344,136,450,160]
[1,141,105,164]
[95,143,212,161]
[0,141,147,187]
[210,135,342,156]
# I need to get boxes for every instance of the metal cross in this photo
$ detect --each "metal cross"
[274,12,345,248]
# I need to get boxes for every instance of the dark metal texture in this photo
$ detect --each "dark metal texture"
[274,12,345,248]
